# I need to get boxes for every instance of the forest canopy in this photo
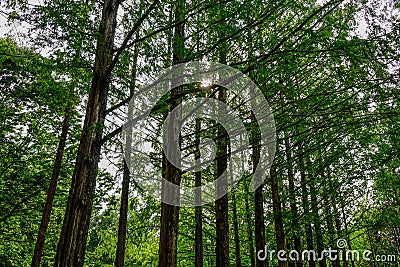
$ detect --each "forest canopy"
[0,0,399,266]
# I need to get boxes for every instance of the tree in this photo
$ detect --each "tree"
[0,0,399,266]
[158,0,185,266]
[31,87,74,267]
[54,1,121,265]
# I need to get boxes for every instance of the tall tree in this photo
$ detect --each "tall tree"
[232,191,242,267]
[284,137,302,267]
[214,7,230,265]
[54,1,120,265]
[194,117,203,267]
[31,88,74,267]
[158,0,185,266]
[115,37,140,267]
[270,161,287,267]
[245,195,256,267]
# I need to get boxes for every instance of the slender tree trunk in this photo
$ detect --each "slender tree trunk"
[284,137,302,267]
[245,8,267,266]
[251,104,267,267]
[299,148,316,267]
[31,88,73,267]
[215,82,230,267]
[334,206,342,267]
[367,230,378,267]
[254,169,266,267]
[325,175,341,267]
[194,118,203,267]
[340,194,354,267]
[270,161,287,267]
[215,12,230,266]
[323,186,335,247]
[245,196,256,267]
[232,191,242,267]
[158,0,185,266]
[309,177,327,267]
[115,40,139,267]
[54,2,119,265]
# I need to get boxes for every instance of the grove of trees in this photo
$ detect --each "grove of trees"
[0,0,399,266]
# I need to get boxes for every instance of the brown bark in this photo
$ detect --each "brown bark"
[299,149,316,267]
[250,100,267,267]
[53,1,119,266]
[270,161,287,267]
[158,1,185,266]
[245,196,256,267]
[333,205,342,267]
[31,88,73,267]
[254,184,266,267]
[309,177,327,267]
[329,174,343,267]
[215,85,230,267]
[115,39,139,267]
[215,11,230,266]
[284,137,302,267]
[195,118,203,267]
[340,190,355,267]
[324,176,340,267]
[232,192,242,267]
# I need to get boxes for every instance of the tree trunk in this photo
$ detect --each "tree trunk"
[232,191,242,267]
[31,88,73,267]
[324,175,340,267]
[215,11,230,266]
[194,118,203,267]
[115,40,139,267]
[270,161,287,267]
[284,137,302,267]
[309,175,327,267]
[299,148,316,267]
[251,101,267,267]
[158,0,185,266]
[254,174,266,267]
[245,196,256,267]
[333,205,342,267]
[215,83,230,267]
[340,190,355,267]
[54,1,119,265]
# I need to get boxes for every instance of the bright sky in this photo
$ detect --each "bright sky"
[0,14,7,37]
[0,1,371,42]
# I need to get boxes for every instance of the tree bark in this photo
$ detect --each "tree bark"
[31,88,73,267]
[270,161,287,267]
[245,196,256,267]
[115,40,139,267]
[284,137,302,267]
[309,174,327,267]
[194,118,203,267]
[232,191,242,267]
[251,101,267,267]
[158,0,185,266]
[53,1,119,266]
[215,83,230,267]
[299,148,316,267]
[254,171,266,267]
[340,190,355,267]
[215,11,230,266]
[324,174,340,267]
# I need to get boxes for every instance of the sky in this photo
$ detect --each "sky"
[1,1,370,42]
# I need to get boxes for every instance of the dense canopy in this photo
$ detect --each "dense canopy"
[0,0,399,266]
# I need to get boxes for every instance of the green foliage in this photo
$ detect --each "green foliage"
[0,37,77,266]
[0,0,399,265]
